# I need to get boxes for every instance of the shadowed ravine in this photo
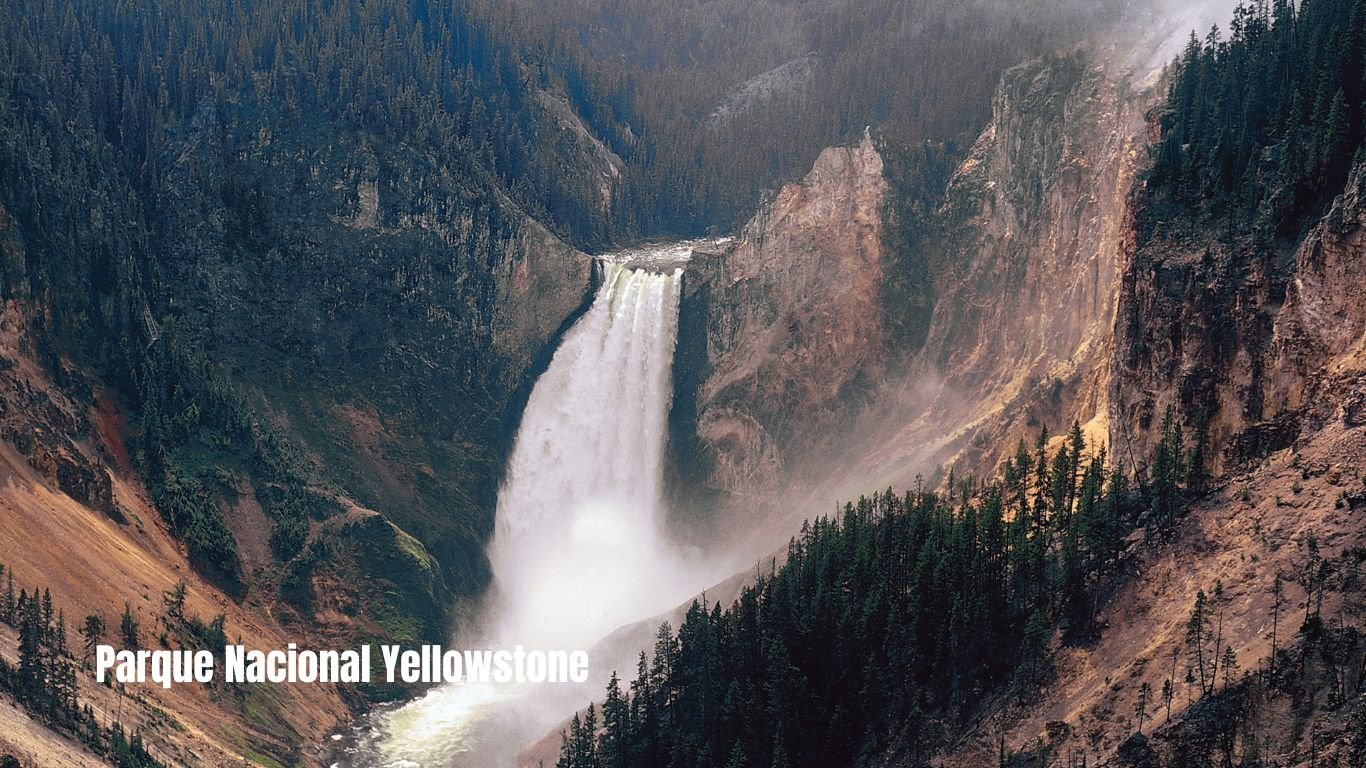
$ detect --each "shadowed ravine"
[340,243,713,767]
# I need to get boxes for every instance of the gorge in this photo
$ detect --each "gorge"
[1,1,1365,767]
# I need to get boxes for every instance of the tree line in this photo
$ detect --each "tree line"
[558,418,1207,768]
[0,563,163,768]
[1148,0,1366,238]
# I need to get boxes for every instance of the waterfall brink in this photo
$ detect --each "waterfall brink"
[489,261,686,652]
[357,248,704,768]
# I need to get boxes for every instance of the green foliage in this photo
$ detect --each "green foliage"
[1148,0,1366,237]
[0,567,164,767]
[119,603,139,650]
[0,0,638,595]
[560,417,1225,766]
[558,420,1202,767]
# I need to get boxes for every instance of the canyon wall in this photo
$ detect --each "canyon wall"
[678,131,890,504]
[1115,152,1366,474]
[680,40,1366,767]
[680,49,1155,535]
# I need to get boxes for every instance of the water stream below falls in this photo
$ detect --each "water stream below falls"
[340,242,714,767]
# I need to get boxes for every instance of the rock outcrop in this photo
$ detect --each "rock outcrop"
[1113,139,1366,474]
[679,130,889,503]
[680,50,1154,536]
[896,49,1151,476]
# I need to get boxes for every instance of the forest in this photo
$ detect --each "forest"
[0,0,1135,612]
[1147,0,1366,238]
[559,420,1366,768]
[557,420,1199,768]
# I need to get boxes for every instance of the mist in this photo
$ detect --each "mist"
[344,246,728,767]
[341,3,1250,764]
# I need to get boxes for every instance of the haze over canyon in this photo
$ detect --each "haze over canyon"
[2,0,1366,767]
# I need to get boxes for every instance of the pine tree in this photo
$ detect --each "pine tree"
[120,603,140,649]
[80,614,106,662]
[1320,88,1352,175]
[162,580,187,625]
[1135,681,1152,734]
[601,671,628,768]
[1,568,13,623]
[1185,590,1213,695]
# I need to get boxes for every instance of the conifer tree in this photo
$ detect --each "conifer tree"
[120,603,139,649]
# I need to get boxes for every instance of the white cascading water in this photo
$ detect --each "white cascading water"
[488,259,688,653]
[352,245,707,767]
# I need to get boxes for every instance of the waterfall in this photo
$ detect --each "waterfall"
[488,260,687,653]
[353,247,704,768]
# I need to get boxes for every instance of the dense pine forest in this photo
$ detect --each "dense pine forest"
[0,0,625,588]
[558,422,1199,768]
[1148,0,1366,237]
[560,424,1366,768]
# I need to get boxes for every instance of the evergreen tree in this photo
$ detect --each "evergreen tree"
[80,609,106,658]
[120,603,140,649]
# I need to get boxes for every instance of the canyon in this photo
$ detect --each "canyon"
[1,1,1365,765]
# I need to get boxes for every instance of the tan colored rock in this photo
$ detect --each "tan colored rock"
[685,131,889,498]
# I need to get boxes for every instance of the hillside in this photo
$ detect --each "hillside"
[0,0,619,762]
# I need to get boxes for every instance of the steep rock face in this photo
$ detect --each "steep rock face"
[680,50,1154,534]
[680,131,889,501]
[0,305,353,765]
[943,157,1366,763]
[491,217,596,378]
[1269,161,1366,425]
[897,50,1151,475]
[1112,153,1366,473]
[532,88,626,215]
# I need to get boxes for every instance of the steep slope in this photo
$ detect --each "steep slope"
[672,30,1366,762]
[1114,155,1366,477]
[677,131,890,507]
[941,395,1366,767]
[0,0,625,763]
[875,49,1151,478]
[0,305,351,765]
[677,49,1154,542]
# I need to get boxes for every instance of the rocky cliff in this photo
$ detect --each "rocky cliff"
[951,153,1366,763]
[679,49,1154,538]
[677,130,889,511]
[892,49,1150,475]
[1115,152,1366,474]
[681,40,1366,763]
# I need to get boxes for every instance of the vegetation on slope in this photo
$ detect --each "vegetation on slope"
[1148,0,1366,239]
[558,420,1204,768]
[0,563,163,768]
[0,0,638,609]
